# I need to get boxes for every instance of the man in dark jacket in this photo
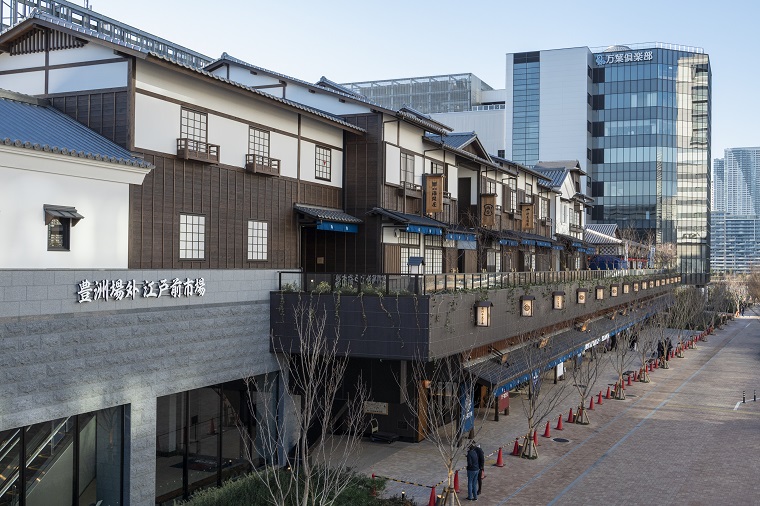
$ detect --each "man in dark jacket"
[466,443,479,500]
[475,443,485,495]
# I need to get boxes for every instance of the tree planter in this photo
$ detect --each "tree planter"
[575,405,590,425]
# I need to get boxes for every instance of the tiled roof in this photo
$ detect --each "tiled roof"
[0,92,153,168]
[424,133,500,170]
[428,132,477,150]
[398,107,452,135]
[535,160,586,175]
[586,224,619,237]
[534,168,567,188]
[368,208,448,228]
[294,204,362,224]
[584,228,622,245]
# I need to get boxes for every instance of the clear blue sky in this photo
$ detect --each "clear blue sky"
[91,0,759,160]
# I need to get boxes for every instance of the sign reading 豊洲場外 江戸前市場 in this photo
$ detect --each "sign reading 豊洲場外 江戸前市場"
[76,278,206,303]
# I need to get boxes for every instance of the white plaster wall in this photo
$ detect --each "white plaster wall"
[0,52,45,71]
[398,122,425,154]
[386,144,401,185]
[447,163,458,200]
[272,133,298,179]
[0,163,130,269]
[383,117,399,145]
[48,61,128,94]
[134,93,181,155]
[298,141,342,188]
[0,70,45,95]
[538,47,591,166]
[284,86,371,115]
[301,116,342,150]
[431,109,506,155]
[208,114,248,167]
[48,44,120,65]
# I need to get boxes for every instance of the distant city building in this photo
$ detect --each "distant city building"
[711,148,760,273]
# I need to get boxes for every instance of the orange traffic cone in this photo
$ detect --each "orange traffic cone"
[597,390,603,405]
[454,470,460,492]
[495,446,504,467]
[533,428,539,447]
[567,407,574,423]
[606,386,611,399]
[627,374,632,386]
[428,486,436,506]
[512,437,520,456]
[543,420,551,438]
[588,396,594,410]
[556,413,564,431]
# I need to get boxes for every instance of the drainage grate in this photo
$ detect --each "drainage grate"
[552,437,570,443]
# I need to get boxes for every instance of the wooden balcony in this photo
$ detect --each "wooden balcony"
[245,154,281,176]
[177,138,220,163]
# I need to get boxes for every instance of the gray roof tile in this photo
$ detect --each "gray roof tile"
[294,204,362,224]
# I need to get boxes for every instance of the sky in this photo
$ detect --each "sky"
[84,0,760,160]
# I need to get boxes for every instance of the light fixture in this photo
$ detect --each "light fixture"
[623,283,630,294]
[576,288,588,304]
[474,300,493,327]
[552,291,565,310]
[642,281,648,290]
[611,284,619,297]
[595,285,605,300]
[520,295,535,317]
[633,282,639,292]
[655,279,660,287]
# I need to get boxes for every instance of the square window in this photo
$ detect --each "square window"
[401,153,415,187]
[179,214,205,260]
[315,146,331,180]
[47,218,70,250]
[181,108,207,143]
[247,221,268,261]
[249,127,270,159]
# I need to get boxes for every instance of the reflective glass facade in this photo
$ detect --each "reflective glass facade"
[590,46,711,284]
[512,52,540,166]
[710,212,760,273]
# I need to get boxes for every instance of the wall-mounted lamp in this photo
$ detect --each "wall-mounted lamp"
[520,295,535,317]
[623,283,630,294]
[611,284,619,297]
[642,281,648,290]
[595,285,605,300]
[577,288,588,304]
[655,279,660,287]
[474,300,493,327]
[552,291,566,310]
[633,282,639,292]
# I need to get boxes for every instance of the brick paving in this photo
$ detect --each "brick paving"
[352,308,760,505]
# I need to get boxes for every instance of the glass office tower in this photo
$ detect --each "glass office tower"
[589,44,711,284]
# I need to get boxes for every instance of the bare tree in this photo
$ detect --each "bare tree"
[608,323,636,400]
[405,350,495,506]
[570,340,609,425]
[516,333,570,458]
[633,312,659,381]
[240,299,368,506]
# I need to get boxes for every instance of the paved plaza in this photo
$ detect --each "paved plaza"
[353,308,760,505]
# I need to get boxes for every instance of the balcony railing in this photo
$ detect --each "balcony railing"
[245,154,281,176]
[278,269,671,296]
[177,138,220,163]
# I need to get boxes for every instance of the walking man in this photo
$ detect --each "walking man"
[475,442,485,495]
[466,443,479,501]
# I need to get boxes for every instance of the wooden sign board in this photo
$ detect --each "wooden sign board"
[481,193,496,227]
[521,203,535,231]
[425,175,445,213]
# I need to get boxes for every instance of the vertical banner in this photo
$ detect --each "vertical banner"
[521,203,535,231]
[481,193,496,227]
[424,174,445,214]
[459,382,474,434]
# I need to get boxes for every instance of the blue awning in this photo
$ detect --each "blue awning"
[572,242,583,248]
[536,240,552,248]
[407,225,442,235]
[446,232,476,242]
[522,239,536,246]
[316,221,358,233]
[553,245,565,250]
[499,239,519,247]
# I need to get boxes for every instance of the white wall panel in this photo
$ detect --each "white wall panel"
[0,52,45,71]
[0,70,45,95]
[386,144,400,185]
[298,141,341,188]
[301,116,342,149]
[134,93,181,155]
[48,61,128,93]
[383,117,399,144]
[48,44,120,65]
[398,122,424,153]
[208,115,247,168]
[284,86,370,115]
[271,133,298,179]
[447,164,458,200]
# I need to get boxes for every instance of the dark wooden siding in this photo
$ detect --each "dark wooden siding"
[383,244,400,273]
[129,153,340,269]
[49,90,129,148]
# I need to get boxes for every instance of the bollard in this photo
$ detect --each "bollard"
[743,390,746,403]
[755,390,757,402]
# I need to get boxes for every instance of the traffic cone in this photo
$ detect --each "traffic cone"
[428,486,436,506]
[589,396,594,410]
[454,470,460,492]
[622,379,626,390]
[543,420,551,438]
[208,418,216,435]
[654,359,659,369]
[627,374,632,386]
[512,437,520,456]
[533,428,539,447]
[597,390,603,405]
[606,386,611,399]
[495,446,504,467]
[556,413,564,430]
[567,407,574,423]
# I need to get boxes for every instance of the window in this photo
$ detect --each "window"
[249,127,270,158]
[481,177,496,194]
[424,235,443,274]
[247,221,268,261]
[315,145,331,180]
[399,231,420,274]
[48,218,69,250]
[524,183,533,204]
[401,153,415,188]
[540,198,549,220]
[181,108,207,142]
[179,214,205,259]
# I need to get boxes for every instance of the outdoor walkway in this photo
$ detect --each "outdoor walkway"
[354,308,760,505]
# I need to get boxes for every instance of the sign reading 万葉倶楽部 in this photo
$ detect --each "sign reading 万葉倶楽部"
[76,278,206,303]
[595,51,653,66]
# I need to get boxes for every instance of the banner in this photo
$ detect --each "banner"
[521,203,535,231]
[424,175,445,214]
[481,193,496,227]
[459,382,474,434]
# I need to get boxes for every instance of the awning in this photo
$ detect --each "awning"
[407,225,442,236]
[368,207,447,236]
[519,232,555,248]
[499,238,519,247]
[553,245,565,250]
[446,232,477,242]
[44,204,84,226]
[295,204,362,233]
